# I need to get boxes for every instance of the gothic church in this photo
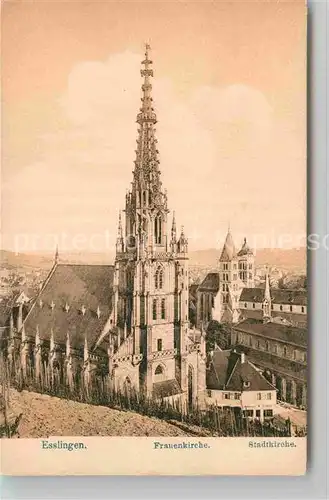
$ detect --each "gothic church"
[3,45,206,406]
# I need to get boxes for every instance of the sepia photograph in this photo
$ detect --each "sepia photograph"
[1,0,307,475]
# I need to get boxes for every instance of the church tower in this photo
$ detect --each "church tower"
[217,229,240,322]
[113,44,189,396]
[237,237,255,288]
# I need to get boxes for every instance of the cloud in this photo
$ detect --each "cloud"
[2,50,305,252]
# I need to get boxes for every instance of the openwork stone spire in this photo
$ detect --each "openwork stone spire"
[133,43,162,196]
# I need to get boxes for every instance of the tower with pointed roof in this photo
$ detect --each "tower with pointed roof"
[196,230,255,327]
[217,229,241,322]
[237,237,255,288]
[112,44,191,397]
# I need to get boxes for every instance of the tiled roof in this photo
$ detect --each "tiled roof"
[153,379,182,399]
[219,231,237,262]
[271,289,307,306]
[197,272,219,292]
[240,287,307,306]
[207,350,231,389]
[207,349,274,391]
[23,264,115,350]
[226,359,274,391]
[234,319,307,348]
[240,288,265,303]
[233,346,307,382]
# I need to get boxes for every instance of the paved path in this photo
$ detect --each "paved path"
[275,403,307,428]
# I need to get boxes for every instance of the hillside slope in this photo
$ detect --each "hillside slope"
[3,389,192,438]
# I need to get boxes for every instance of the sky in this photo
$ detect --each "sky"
[1,0,307,255]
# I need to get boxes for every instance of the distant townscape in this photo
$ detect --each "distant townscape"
[0,46,307,439]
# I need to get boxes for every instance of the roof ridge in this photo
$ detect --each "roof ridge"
[224,355,240,389]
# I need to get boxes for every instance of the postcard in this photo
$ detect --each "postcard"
[0,0,307,475]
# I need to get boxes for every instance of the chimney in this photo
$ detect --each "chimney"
[96,306,101,319]
[241,352,245,364]
[81,305,86,316]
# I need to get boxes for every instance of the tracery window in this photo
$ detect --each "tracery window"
[161,298,166,320]
[152,299,157,320]
[154,215,162,244]
[155,267,164,290]
[154,364,165,382]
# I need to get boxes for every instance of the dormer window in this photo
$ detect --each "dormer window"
[243,381,251,389]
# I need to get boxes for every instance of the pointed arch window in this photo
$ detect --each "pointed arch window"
[155,267,164,290]
[139,266,144,290]
[124,377,132,394]
[154,214,162,244]
[161,298,166,320]
[154,364,165,381]
[152,299,157,320]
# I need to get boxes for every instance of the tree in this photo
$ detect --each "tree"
[206,320,231,352]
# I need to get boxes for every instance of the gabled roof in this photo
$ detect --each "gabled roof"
[197,272,219,293]
[219,231,237,262]
[234,318,307,347]
[240,288,265,303]
[153,379,182,399]
[240,287,307,306]
[207,349,274,392]
[23,264,115,350]
[207,350,231,389]
[237,238,253,257]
